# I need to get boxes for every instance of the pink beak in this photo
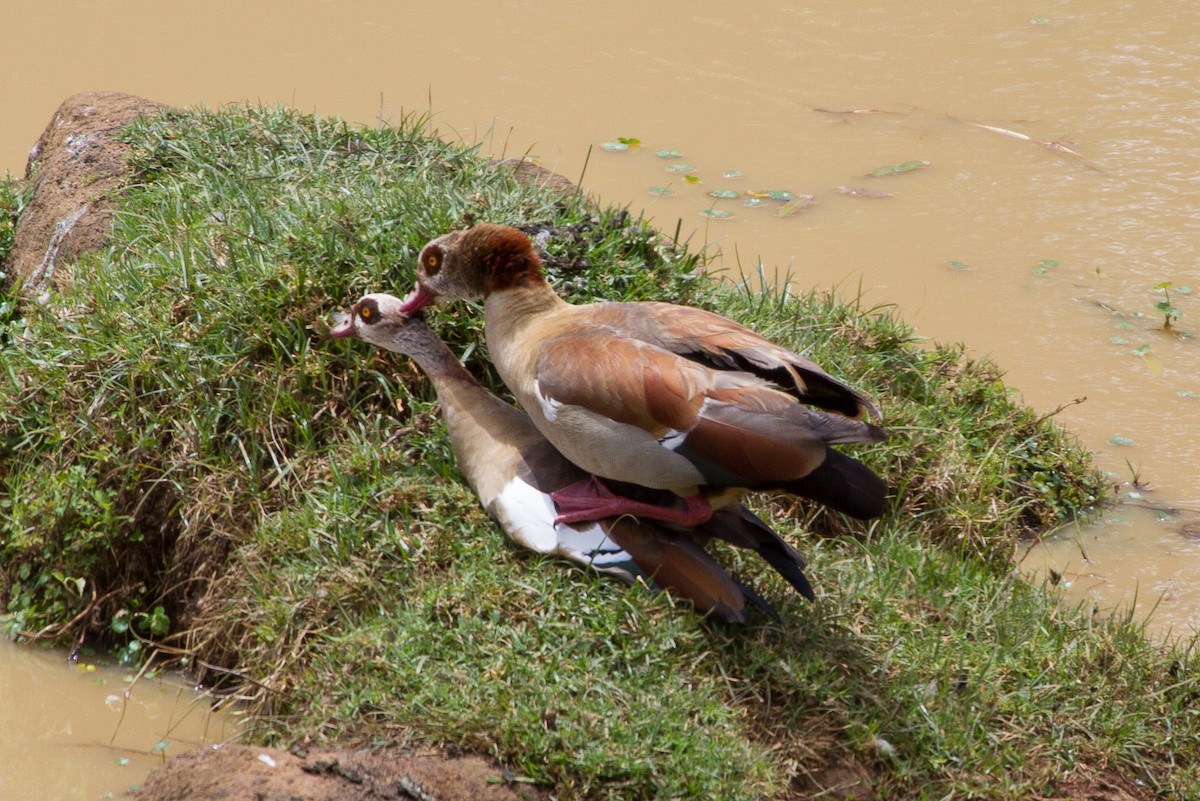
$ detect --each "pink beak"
[398,283,437,315]
[329,311,355,338]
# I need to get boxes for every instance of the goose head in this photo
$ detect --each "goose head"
[398,223,543,315]
[331,292,423,350]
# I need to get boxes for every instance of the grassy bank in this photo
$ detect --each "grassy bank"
[1,105,1196,799]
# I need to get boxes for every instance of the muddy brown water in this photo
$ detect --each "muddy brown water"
[0,640,240,799]
[3,1,1199,796]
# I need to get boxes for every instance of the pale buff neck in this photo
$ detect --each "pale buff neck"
[482,281,570,348]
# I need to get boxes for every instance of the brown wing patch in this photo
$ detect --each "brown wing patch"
[589,300,879,419]
[536,335,711,436]
[683,409,826,482]
[603,518,745,622]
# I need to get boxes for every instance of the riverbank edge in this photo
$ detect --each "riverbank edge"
[1,94,1194,801]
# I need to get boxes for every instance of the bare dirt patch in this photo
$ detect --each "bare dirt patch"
[137,744,549,801]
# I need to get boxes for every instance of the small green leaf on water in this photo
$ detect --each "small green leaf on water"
[1031,17,1051,25]
[1153,281,1173,291]
[666,163,694,173]
[1110,336,1129,345]
[767,191,795,201]
[152,740,171,753]
[870,160,929,177]
[1177,285,1193,295]
[1179,390,1199,399]
[1107,436,1134,446]
[617,137,641,146]
[114,758,131,766]
[1032,267,1047,276]
[648,186,673,197]
[743,198,765,207]
[947,261,969,270]
[1131,344,1152,356]
[601,141,629,152]
[1156,509,1174,522]
[700,208,733,219]
[1114,322,1135,330]
[777,195,817,217]
[656,149,682,159]
[707,189,738,199]
[722,170,742,179]
[684,174,700,184]
[1039,259,1059,268]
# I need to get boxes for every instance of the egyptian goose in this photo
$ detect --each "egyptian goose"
[396,223,888,528]
[330,293,817,622]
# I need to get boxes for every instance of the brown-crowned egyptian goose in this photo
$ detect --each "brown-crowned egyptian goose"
[396,223,887,528]
[330,293,817,622]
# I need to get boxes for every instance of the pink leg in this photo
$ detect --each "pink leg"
[551,476,713,526]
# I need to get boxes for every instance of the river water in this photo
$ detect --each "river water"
[0,640,240,799]
[3,1,1199,796]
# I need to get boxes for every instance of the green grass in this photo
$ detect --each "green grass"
[2,104,1197,799]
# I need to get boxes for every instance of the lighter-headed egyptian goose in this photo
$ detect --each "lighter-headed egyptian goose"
[331,293,817,622]
[396,223,888,529]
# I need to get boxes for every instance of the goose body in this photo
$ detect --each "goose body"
[397,223,887,527]
[331,293,817,621]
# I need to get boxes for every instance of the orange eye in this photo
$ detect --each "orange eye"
[425,251,441,275]
[359,306,373,321]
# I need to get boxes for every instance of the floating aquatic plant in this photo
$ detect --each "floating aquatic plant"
[869,160,929,177]
[601,136,641,151]
[777,195,817,217]
[1153,281,1182,329]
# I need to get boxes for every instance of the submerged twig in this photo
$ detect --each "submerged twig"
[1033,396,1087,425]
[811,106,904,116]
[967,122,1105,171]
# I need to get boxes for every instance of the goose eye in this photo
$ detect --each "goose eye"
[358,303,377,324]
[424,249,441,276]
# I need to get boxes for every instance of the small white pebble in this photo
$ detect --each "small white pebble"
[257,753,277,768]
[875,737,897,757]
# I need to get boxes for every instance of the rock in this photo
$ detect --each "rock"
[6,91,167,298]
[495,157,580,196]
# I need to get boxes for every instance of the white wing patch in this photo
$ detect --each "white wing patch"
[489,475,639,580]
[658,429,688,450]
[533,379,564,423]
[491,476,559,552]
[658,397,711,451]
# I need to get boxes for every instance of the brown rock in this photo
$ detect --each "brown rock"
[494,157,581,196]
[7,91,167,298]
